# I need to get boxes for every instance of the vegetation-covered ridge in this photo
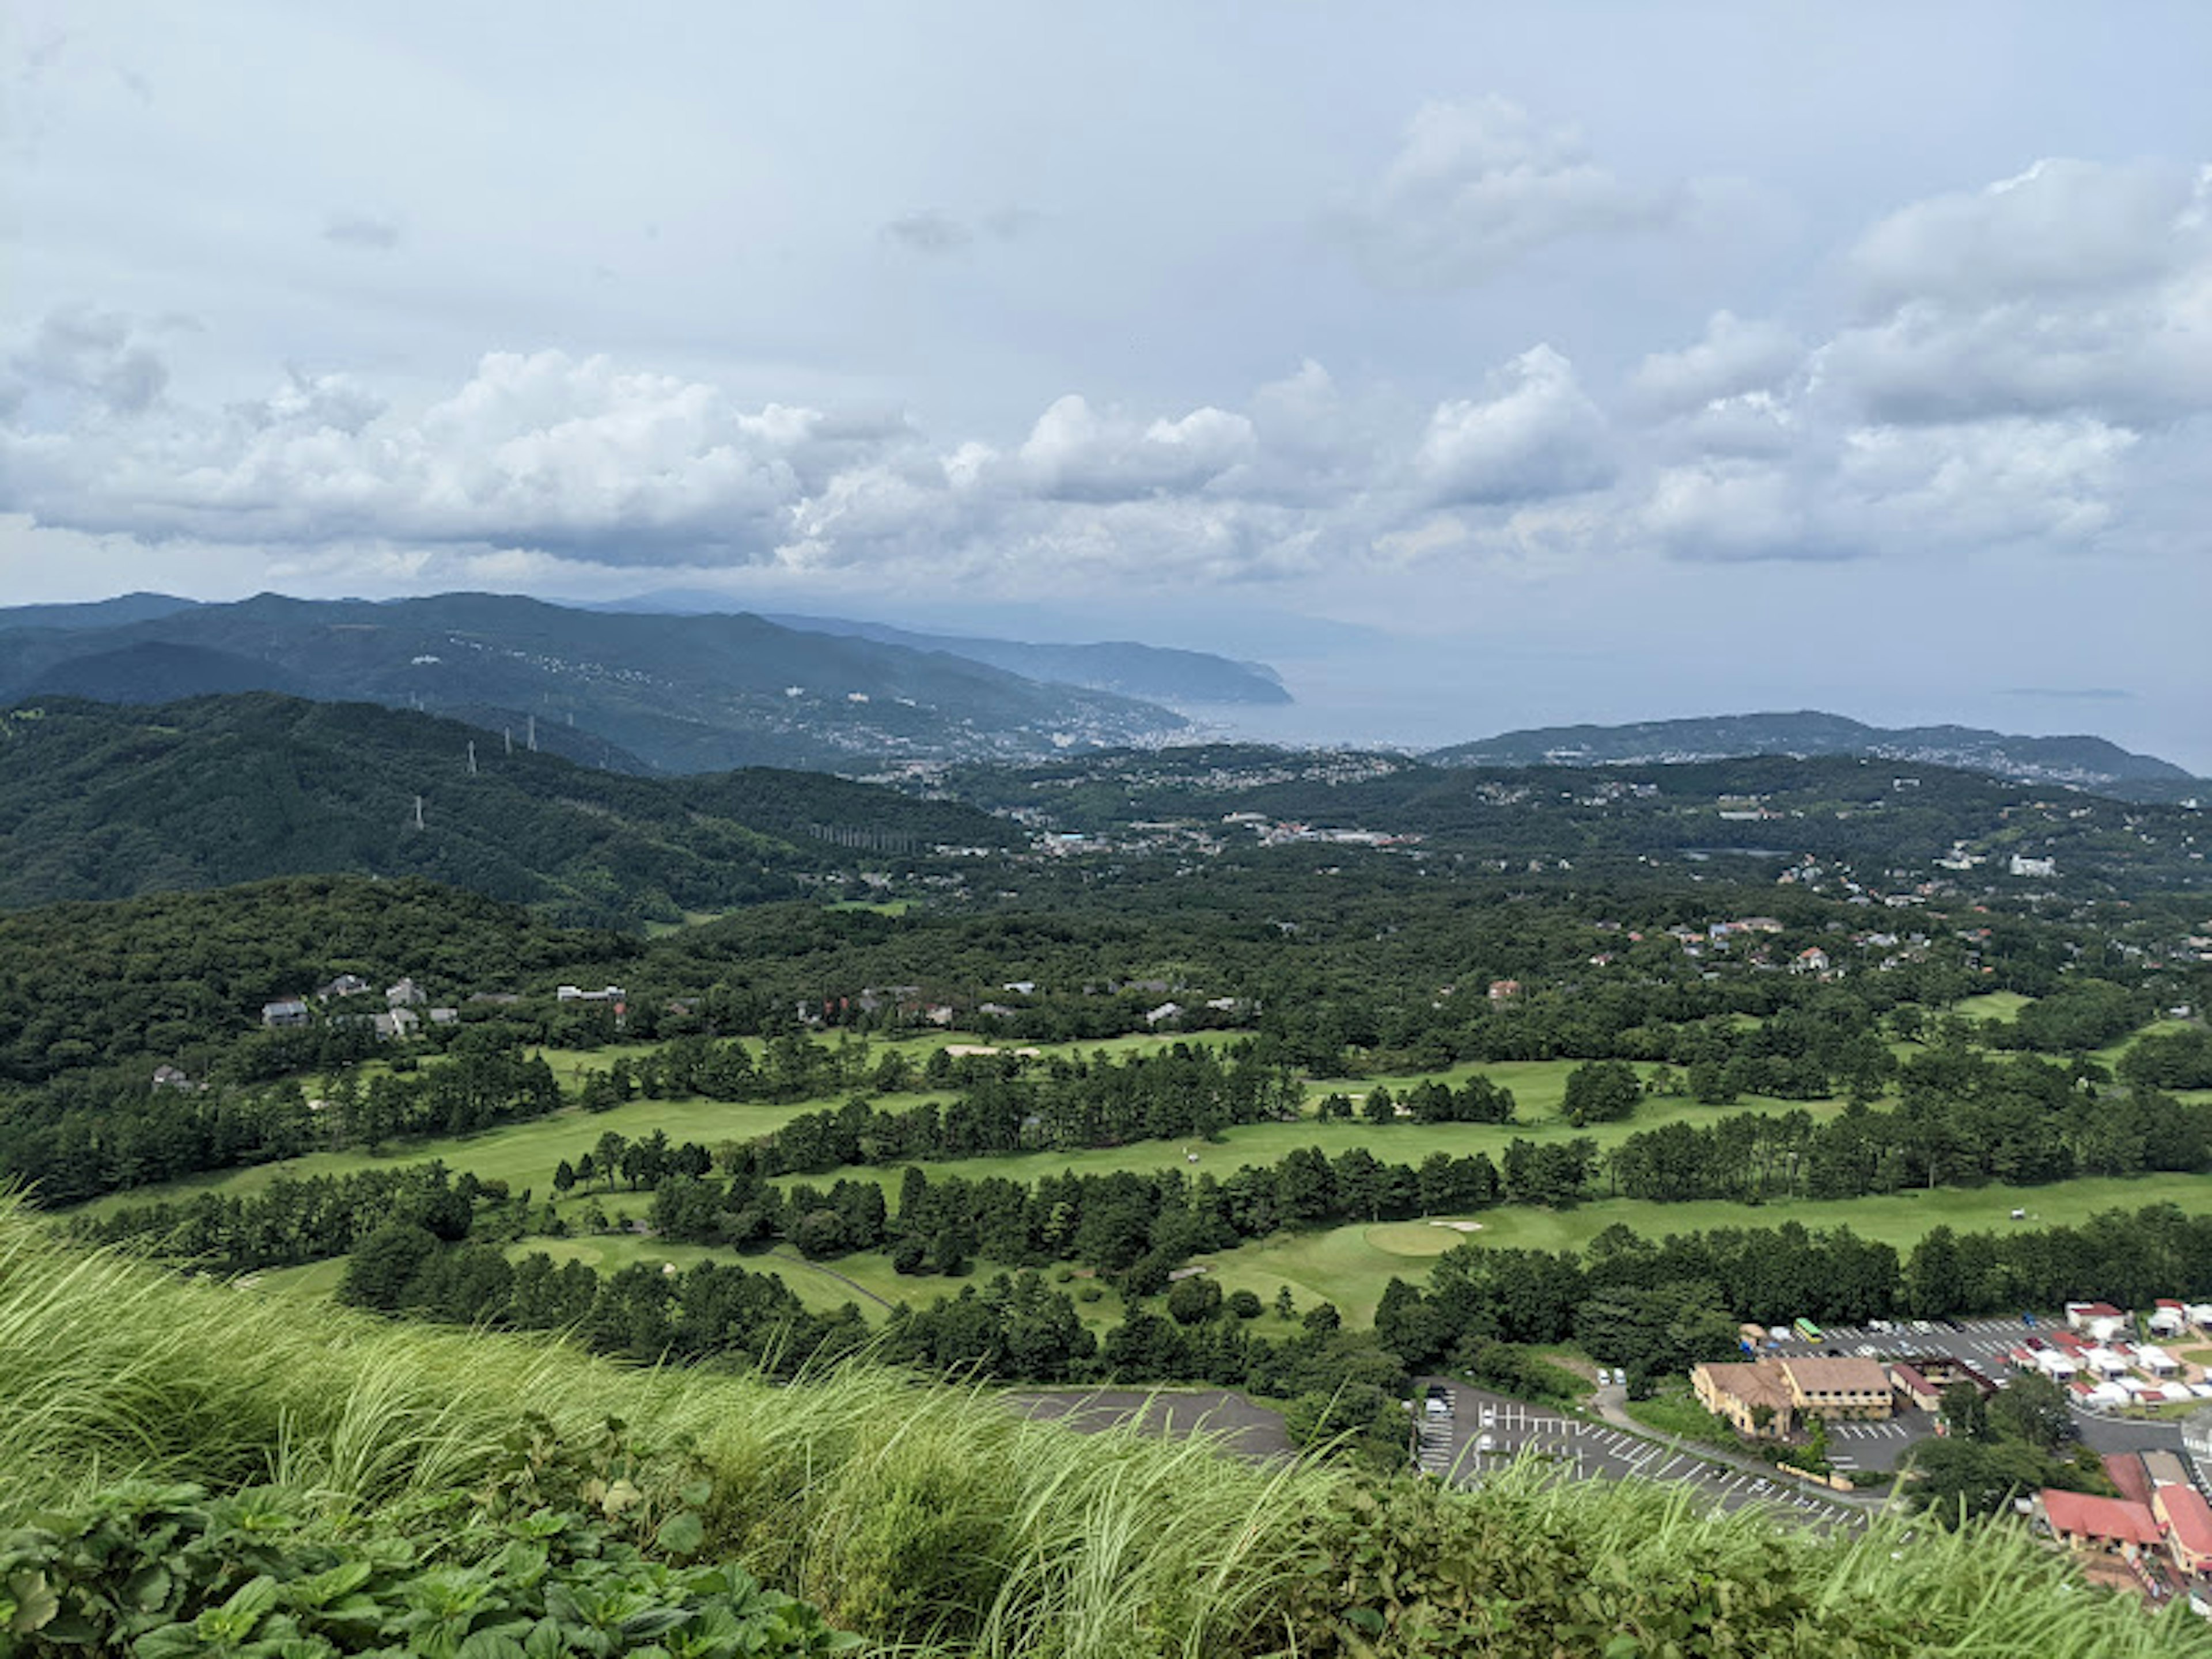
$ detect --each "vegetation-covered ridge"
[4,1199,2207,1657]
[0,694,1015,924]
[1427,709,2203,801]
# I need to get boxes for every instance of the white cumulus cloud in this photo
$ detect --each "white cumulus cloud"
[1413,346,1612,504]
[1825,160,2212,426]
[1336,96,1675,286]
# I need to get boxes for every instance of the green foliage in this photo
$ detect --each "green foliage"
[0,695,855,926]
[0,1479,856,1658]
[1287,1473,1831,1658]
[1560,1059,1642,1127]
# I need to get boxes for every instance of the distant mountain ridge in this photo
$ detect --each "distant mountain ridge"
[757,611,1291,706]
[1429,711,2200,801]
[0,693,1017,926]
[0,593,202,631]
[0,592,1191,774]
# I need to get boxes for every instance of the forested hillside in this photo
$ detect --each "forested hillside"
[0,695,1014,924]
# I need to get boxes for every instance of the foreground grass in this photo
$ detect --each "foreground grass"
[0,1199,1314,1656]
[3,1201,2207,1656]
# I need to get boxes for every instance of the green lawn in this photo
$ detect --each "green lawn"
[1186,1171,2212,1328]
[2091,1018,2198,1070]
[77,1095,833,1219]
[765,1075,1857,1205]
[494,1232,1135,1333]
[71,1028,1259,1220]
[1953,991,2032,1023]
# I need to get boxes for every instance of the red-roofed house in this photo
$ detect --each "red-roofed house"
[2155,1485,2212,1576]
[2103,1453,2154,1509]
[2037,1490,2165,1558]
[1888,1362,1942,1414]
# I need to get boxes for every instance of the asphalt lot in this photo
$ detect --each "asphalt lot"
[1005,1387,1296,1460]
[1412,1379,1867,1529]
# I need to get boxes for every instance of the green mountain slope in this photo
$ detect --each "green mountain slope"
[0,695,1016,925]
[0,591,202,631]
[0,592,1187,771]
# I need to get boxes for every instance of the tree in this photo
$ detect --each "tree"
[1274,1285,1296,1320]
[593,1131,628,1191]
[1166,1275,1222,1325]
[1562,1061,1642,1127]
[339,1221,439,1312]
[1988,1371,2071,1450]
[1907,1438,2058,1525]
[1939,1381,1988,1442]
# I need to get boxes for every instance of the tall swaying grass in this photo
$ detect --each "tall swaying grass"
[2,1198,2207,1657]
[0,1198,1320,1655]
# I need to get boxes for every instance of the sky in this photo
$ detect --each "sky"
[3,2,2209,768]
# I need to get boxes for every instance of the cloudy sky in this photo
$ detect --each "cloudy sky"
[4,3,2209,766]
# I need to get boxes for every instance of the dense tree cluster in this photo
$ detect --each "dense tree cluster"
[7,1042,560,1205]
[70,1162,485,1274]
[1370,1202,2212,1388]
[1603,1055,2209,1203]
[760,1043,1302,1172]
[2121,1025,2212,1091]
[639,1137,1597,1286]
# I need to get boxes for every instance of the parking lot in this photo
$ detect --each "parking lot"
[1708,1313,2191,1465]
[1412,1380,1867,1529]
[1762,1315,2037,1372]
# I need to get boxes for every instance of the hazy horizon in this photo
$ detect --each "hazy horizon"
[10,581,2205,775]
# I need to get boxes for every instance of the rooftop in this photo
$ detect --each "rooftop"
[2158,1486,2212,1560]
[1698,1362,1793,1411]
[1781,1355,1889,1394]
[2039,1489,2164,1549]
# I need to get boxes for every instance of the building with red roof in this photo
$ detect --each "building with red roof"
[2103,1453,2154,1509]
[2036,1489,2165,1556]
[2154,1485,2212,1576]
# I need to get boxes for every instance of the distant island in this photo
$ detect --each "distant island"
[1431,710,2201,804]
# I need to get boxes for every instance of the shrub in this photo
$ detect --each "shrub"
[0,1480,856,1657]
